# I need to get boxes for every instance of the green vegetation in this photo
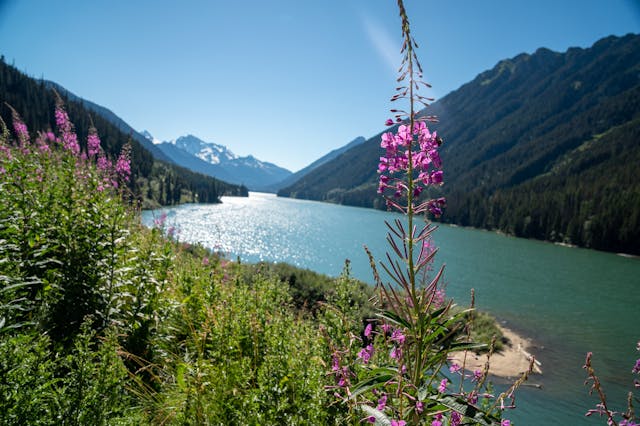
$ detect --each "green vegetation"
[0,103,508,424]
[0,57,247,209]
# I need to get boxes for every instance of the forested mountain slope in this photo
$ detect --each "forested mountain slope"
[279,34,640,254]
[0,58,247,207]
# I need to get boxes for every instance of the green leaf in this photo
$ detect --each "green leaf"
[429,394,503,426]
[349,372,395,400]
[360,405,391,425]
[376,310,411,329]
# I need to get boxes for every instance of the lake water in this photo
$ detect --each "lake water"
[141,192,640,425]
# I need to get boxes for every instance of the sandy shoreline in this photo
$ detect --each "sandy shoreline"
[450,325,543,379]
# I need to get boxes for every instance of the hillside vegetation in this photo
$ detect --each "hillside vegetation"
[279,34,640,254]
[0,57,247,208]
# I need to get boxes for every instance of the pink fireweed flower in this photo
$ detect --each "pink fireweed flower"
[433,288,446,307]
[390,346,402,360]
[378,122,445,215]
[391,329,406,345]
[431,413,443,426]
[472,369,484,382]
[377,394,387,411]
[331,355,340,372]
[385,118,394,126]
[364,323,373,338]
[451,411,462,426]
[449,363,461,374]
[501,420,511,426]
[391,420,406,426]
[115,143,132,182]
[357,344,374,364]
[11,111,30,145]
[153,212,168,228]
[87,127,101,157]
[415,400,424,414]
[381,323,391,335]
[35,131,52,152]
[55,105,80,155]
[438,378,448,393]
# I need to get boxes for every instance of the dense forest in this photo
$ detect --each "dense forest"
[279,34,640,255]
[0,57,247,207]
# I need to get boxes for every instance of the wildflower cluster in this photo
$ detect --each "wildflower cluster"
[2,98,133,191]
[324,1,529,424]
[583,341,640,425]
[378,121,446,216]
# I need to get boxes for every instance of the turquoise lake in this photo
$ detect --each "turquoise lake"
[141,192,640,425]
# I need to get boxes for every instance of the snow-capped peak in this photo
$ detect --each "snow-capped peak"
[140,130,163,145]
[169,135,237,165]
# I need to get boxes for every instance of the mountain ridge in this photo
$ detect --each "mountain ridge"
[150,133,292,192]
[278,33,640,254]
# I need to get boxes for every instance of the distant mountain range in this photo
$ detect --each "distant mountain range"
[278,33,640,254]
[262,136,366,193]
[145,133,292,192]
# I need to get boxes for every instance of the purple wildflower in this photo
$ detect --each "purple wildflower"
[364,323,373,338]
[431,414,443,426]
[377,121,446,215]
[472,369,484,382]
[390,346,402,360]
[11,110,29,145]
[55,105,80,155]
[391,329,406,345]
[501,420,511,426]
[415,400,424,413]
[451,411,462,426]
[366,416,376,424]
[391,420,406,426]
[438,378,448,393]
[449,363,461,374]
[331,355,340,372]
[115,144,132,183]
[153,212,168,228]
[357,344,374,364]
[87,127,101,157]
[377,393,387,411]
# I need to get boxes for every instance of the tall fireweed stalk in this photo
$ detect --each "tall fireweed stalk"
[326,2,531,425]
[583,341,640,425]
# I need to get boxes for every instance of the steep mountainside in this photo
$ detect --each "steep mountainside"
[278,34,640,254]
[265,136,366,193]
[154,134,291,192]
[43,81,173,163]
[0,59,247,207]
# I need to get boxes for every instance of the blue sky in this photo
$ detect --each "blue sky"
[1,1,638,172]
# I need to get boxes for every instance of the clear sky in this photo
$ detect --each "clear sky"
[1,1,638,172]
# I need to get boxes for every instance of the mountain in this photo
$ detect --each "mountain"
[153,133,292,192]
[278,34,640,254]
[263,136,366,193]
[0,58,247,207]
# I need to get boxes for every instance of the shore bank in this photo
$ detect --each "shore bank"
[451,325,543,379]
